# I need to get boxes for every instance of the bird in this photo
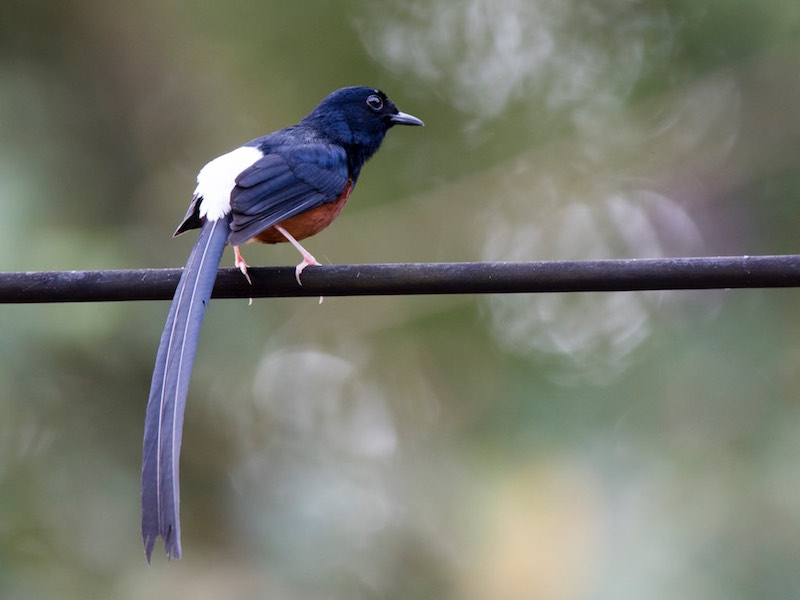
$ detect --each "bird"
[141,86,423,562]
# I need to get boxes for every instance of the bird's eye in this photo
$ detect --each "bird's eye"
[366,94,383,110]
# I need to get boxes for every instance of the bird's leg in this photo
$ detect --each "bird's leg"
[233,245,252,285]
[274,225,321,285]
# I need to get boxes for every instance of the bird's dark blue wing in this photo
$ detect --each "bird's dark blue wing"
[142,216,229,562]
[228,143,349,246]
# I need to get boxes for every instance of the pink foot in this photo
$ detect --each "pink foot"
[294,254,322,285]
[274,225,321,286]
[233,245,252,285]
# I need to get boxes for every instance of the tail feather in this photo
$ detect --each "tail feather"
[141,217,229,562]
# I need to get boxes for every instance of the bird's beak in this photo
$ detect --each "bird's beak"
[390,111,424,126]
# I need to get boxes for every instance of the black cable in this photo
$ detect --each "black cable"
[1,255,799,304]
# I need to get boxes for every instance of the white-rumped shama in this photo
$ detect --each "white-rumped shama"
[142,87,423,561]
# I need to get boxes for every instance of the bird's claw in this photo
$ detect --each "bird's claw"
[294,255,321,286]
[233,245,252,285]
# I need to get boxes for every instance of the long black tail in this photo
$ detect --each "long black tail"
[141,217,229,562]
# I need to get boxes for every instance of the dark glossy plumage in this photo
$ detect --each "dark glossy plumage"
[228,144,349,245]
[142,86,422,562]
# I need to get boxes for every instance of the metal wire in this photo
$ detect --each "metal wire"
[1,255,799,303]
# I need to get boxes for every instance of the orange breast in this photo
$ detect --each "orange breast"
[253,179,354,244]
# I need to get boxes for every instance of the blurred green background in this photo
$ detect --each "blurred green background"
[2,1,800,598]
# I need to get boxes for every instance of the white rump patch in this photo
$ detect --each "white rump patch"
[194,146,262,222]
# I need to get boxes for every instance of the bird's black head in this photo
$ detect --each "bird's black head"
[301,86,423,167]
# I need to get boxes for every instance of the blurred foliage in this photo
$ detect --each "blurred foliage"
[1,0,800,599]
